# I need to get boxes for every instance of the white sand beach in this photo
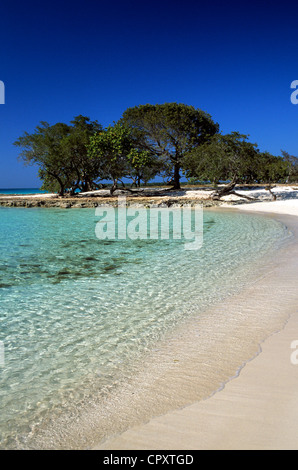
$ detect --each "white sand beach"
[93,192,298,450]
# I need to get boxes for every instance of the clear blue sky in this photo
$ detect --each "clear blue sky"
[0,0,297,188]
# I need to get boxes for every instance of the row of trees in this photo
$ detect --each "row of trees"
[14,103,298,197]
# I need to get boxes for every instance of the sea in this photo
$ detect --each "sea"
[0,188,47,195]
[0,194,292,449]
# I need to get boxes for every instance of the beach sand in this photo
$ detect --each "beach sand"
[93,197,298,450]
[3,185,298,450]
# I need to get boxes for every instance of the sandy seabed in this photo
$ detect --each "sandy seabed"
[3,186,298,450]
[92,196,298,451]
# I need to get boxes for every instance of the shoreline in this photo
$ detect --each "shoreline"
[0,185,297,210]
[2,188,298,449]
[92,201,298,450]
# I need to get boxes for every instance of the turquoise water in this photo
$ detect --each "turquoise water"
[0,189,48,195]
[0,206,289,448]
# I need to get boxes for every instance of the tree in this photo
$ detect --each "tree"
[126,148,160,187]
[281,150,298,183]
[120,103,219,190]
[14,116,102,196]
[256,152,288,184]
[87,123,133,194]
[14,121,72,196]
[88,122,164,193]
[255,152,289,199]
[183,132,260,199]
[62,115,102,193]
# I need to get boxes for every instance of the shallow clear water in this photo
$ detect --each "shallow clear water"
[0,206,289,448]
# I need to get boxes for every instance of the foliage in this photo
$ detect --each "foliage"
[14,121,72,195]
[256,152,289,184]
[14,104,295,197]
[62,115,102,193]
[183,132,259,185]
[281,150,298,182]
[87,123,161,192]
[87,123,133,193]
[126,148,161,186]
[14,116,101,195]
[183,132,289,199]
[121,102,219,189]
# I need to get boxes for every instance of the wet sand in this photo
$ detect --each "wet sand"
[93,202,298,450]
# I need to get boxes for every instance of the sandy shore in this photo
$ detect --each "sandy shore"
[3,185,298,449]
[93,198,298,450]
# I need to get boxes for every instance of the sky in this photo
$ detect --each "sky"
[0,0,298,188]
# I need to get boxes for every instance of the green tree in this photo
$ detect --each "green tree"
[88,122,163,193]
[281,150,298,183]
[63,115,102,193]
[14,121,72,196]
[126,148,160,187]
[121,102,219,190]
[256,152,289,185]
[183,132,259,198]
[14,116,102,196]
[87,123,133,194]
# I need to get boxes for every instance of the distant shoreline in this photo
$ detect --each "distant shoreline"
[0,185,297,210]
[0,188,48,195]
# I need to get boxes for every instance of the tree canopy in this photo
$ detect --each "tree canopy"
[281,150,298,182]
[87,122,159,194]
[183,132,259,185]
[183,132,289,199]
[14,103,297,197]
[120,103,219,189]
[14,116,102,195]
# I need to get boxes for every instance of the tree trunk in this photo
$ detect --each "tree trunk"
[173,162,181,190]
[212,176,256,201]
[110,179,118,195]
[58,185,65,197]
[48,171,65,196]
[212,180,237,200]
[266,184,277,201]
